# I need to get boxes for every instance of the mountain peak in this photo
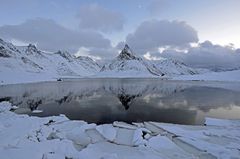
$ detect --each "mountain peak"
[56,50,70,56]
[56,50,73,62]
[118,44,138,60]
[25,43,43,56]
[123,44,130,51]
[27,44,38,51]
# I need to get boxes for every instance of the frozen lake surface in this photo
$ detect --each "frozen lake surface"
[1,78,240,125]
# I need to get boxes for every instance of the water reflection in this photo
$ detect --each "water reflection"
[0,79,240,125]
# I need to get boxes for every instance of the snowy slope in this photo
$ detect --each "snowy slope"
[96,44,164,77]
[153,57,206,77]
[17,46,101,76]
[5,39,238,84]
[0,38,100,84]
[95,44,202,78]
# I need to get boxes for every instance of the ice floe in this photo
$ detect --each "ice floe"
[0,101,240,159]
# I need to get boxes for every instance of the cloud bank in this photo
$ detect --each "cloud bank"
[158,41,240,71]
[0,18,112,54]
[124,20,198,54]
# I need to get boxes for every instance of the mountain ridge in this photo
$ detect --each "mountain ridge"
[0,39,202,83]
[0,38,100,80]
[98,44,199,77]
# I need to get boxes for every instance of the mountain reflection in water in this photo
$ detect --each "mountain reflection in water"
[0,79,240,125]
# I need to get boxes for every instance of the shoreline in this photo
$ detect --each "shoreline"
[1,76,240,86]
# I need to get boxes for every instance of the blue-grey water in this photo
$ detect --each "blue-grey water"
[0,79,240,125]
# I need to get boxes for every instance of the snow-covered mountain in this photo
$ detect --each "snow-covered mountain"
[1,38,204,83]
[153,58,200,76]
[96,44,200,77]
[97,44,164,77]
[0,38,100,83]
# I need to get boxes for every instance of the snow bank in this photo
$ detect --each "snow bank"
[0,101,240,159]
[0,71,56,85]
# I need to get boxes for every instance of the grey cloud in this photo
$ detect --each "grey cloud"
[77,4,124,32]
[125,20,198,55]
[88,47,118,60]
[160,41,240,71]
[0,18,112,53]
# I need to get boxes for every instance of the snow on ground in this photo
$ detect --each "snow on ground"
[0,71,55,85]
[0,70,84,85]
[173,69,240,82]
[1,101,240,159]
[0,39,100,85]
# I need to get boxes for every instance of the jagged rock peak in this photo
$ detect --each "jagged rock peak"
[25,43,43,56]
[117,44,138,60]
[77,55,99,63]
[56,50,73,61]
[27,44,38,51]
[76,56,93,61]
[122,44,131,53]
[56,50,71,56]
[28,43,37,48]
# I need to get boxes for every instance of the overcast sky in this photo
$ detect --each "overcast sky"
[0,0,239,68]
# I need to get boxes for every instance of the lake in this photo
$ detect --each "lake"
[1,78,240,125]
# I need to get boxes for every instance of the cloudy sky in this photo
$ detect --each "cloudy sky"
[0,0,239,69]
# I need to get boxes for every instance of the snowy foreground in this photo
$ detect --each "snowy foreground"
[0,101,240,159]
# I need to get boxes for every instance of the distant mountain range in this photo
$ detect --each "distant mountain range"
[0,38,204,81]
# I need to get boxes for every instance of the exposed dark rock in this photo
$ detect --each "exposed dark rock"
[56,50,73,62]
[25,44,42,55]
[21,57,43,70]
[0,97,11,102]
[0,46,11,57]
[117,44,139,60]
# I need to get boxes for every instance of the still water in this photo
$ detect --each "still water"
[1,79,240,125]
